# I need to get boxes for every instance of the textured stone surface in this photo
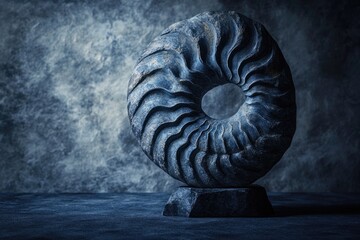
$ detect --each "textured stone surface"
[0,193,360,239]
[163,186,273,217]
[128,11,296,187]
[0,0,359,192]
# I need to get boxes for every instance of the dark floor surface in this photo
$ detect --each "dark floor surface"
[0,192,359,239]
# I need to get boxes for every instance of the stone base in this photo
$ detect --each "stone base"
[163,185,273,217]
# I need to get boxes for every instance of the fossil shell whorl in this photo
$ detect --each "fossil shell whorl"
[127,11,296,187]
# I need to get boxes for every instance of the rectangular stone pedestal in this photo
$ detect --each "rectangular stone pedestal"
[163,185,273,217]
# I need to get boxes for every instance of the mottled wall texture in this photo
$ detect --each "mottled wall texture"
[0,0,359,192]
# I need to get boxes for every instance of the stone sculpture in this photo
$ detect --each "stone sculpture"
[127,11,296,216]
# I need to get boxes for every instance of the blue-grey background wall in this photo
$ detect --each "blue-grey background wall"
[0,0,359,192]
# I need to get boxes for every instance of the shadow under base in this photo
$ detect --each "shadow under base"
[163,185,274,217]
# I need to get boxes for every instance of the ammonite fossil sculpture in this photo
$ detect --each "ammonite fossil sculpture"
[127,11,296,187]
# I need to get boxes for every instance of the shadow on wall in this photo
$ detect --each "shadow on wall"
[0,0,359,192]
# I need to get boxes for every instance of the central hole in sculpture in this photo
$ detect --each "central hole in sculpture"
[201,83,245,120]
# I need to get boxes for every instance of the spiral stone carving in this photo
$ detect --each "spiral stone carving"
[127,11,296,187]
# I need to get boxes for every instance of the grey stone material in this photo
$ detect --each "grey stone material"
[127,11,296,187]
[163,186,274,217]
